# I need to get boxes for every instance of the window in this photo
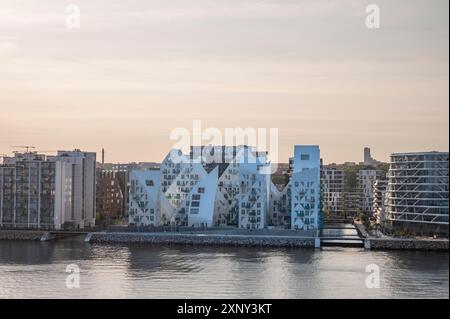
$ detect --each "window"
[301,154,310,160]
[145,180,154,186]
[198,187,205,194]
[192,194,201,201]
[191,201,200,207]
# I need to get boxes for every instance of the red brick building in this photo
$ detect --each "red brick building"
[96,171,126,219]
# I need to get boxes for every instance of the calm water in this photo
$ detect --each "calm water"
[0,237,448,299]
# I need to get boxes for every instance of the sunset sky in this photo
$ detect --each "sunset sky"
[0,0,448,164]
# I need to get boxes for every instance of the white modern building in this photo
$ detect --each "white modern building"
[384,152,449,235]
[127,145,273,229]
[128,169,161,226]
[269,181,291,227]
[291,145,322,230]
[127,145,326,230]
[187,166,218,227]
[158,149,217,226]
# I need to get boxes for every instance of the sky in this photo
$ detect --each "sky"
[0,0,448,164]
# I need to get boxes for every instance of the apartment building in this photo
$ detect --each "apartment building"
[321,166,345,218]
[291,145,322,230]
[127,146,273,229]
[159,149,213,226]
[96,170,125,219]
[357,169,386,216]
[49,150,97,228]
[0,151,95,230]
[373,179,388,225]
[269,181,291,227]
[128,169,161,226]
[384,152,449,235]
[238,158,271,229]
[127,145,326,230]
[187,166,218,227]
[344,191,361,218]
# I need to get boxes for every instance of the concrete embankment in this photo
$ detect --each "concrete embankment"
[88,232,317,248]
[0,230,46,241]
[366,238,448,251]
[0,230,85,241]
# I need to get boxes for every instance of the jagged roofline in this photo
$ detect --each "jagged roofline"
[271,180,291,193]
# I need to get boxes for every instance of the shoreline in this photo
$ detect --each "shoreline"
[87,232,318,248]
[0,229,448,251]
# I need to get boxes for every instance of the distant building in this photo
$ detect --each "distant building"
[357,169,386,216]
[321,166,345,218]
[112,162,160,171]
[344,191,361,218]
[373,179,388,225]
[362,147,380,166]
[291,145,322,230]
[384,152,449,235]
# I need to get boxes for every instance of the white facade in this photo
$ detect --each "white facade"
[128,170,161,226]
[127,146,272,229]
[236,148,271,229]
[269,181,291,227]
[187,166,218,227]
[159,150,214,226]
[291,145,321,230]
[49,150,97,228]
[384,152,449,234]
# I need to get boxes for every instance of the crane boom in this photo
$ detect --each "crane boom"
[10,145,36,153]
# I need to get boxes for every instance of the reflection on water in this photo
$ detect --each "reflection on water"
[0,238,448,299]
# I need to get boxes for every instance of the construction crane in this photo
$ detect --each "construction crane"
[10,145,36,153]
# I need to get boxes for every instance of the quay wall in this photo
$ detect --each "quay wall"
[367,238,448,251]
[0,230,46,241]
[88,232,316,248]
